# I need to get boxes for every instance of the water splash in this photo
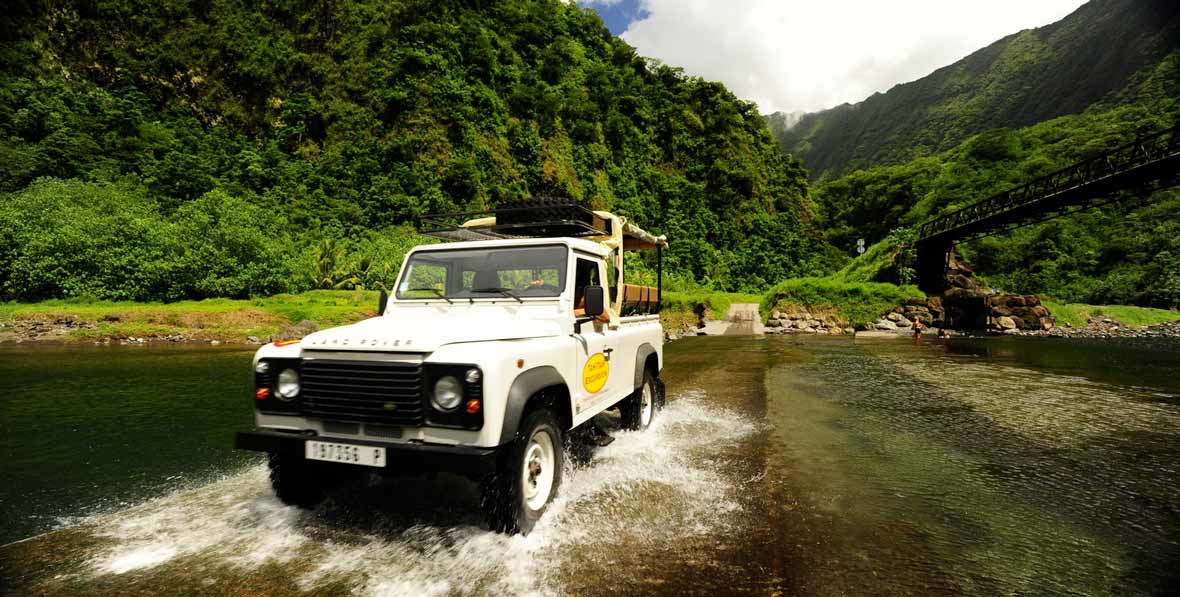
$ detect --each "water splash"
[80,394,754,595]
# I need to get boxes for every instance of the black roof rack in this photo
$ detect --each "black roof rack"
[421,198,612,242]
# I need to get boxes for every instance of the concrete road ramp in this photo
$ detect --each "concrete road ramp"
[699,303,763,336]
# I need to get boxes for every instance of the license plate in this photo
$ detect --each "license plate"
[305,440,386,467]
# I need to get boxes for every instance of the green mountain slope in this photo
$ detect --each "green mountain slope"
[772,0,1180,179]
[0,0,822,301]
[814,52,1180,307]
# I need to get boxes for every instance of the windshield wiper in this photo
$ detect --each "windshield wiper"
[471,287,523,303]
[407,287,453,304]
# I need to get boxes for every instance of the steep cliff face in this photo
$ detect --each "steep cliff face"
[772,0,1180,179]
[764,110,806,137]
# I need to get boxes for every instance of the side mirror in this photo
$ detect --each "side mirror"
[583,285,605,317]
[378,289,389,315]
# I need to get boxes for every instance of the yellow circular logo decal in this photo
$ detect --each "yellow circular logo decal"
[582,352,609,394]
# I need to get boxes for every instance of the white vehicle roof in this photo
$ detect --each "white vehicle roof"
[407,236,611,257]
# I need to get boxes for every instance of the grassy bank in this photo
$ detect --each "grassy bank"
[16,287,1174,345]
[1042,301,1180,328]
[0,284,918,343]
[0,291,380,342]
[763,278,925,328]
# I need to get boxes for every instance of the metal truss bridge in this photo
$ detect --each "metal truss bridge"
[914,122,1180,294]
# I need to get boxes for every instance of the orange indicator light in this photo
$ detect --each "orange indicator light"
[273,339,300,347]
[255,388,270,400]
[465,399,481,414]
[516,359,524,369]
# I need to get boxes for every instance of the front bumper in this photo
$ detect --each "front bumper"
[235,430,501,479]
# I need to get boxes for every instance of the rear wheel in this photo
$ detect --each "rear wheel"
[482,408,564,535]
[620,370,658,431]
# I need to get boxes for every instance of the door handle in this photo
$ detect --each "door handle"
[603,347,614,361]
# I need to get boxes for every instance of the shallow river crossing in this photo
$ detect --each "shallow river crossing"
[1,335,1179,595]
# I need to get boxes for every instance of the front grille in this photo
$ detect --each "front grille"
[300,360,424,426]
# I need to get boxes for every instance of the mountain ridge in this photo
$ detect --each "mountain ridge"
[770,0,1180,179]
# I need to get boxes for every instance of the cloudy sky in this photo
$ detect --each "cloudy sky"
[576,0,1089,114]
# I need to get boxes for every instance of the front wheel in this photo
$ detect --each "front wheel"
[482,408,564,535]
[268,452,330,508]
[620,370,658,431]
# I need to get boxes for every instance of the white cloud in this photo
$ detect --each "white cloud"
[619,0,1088,114]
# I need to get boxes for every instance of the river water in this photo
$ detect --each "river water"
[2,335,1178,595]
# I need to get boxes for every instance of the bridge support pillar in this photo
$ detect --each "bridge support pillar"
[915,240,953,296]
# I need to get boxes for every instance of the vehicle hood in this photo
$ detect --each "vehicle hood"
[300,310,562,352]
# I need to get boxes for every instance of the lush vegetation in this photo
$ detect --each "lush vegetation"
[812,48,1180,308]
[3,0,1176,319]
[0,0,830,302]
[771,0,1180,179]
[0,179,425,301]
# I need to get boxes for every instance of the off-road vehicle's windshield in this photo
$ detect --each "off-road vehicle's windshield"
[396,245,568,300]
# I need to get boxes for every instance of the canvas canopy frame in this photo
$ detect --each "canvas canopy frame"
[421,203,667,324]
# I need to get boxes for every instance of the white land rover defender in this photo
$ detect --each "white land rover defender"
[236,200,667,534]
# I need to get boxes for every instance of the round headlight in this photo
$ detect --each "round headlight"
[432,375,463,411]
[276,368,301,400]
[464,368,481,384]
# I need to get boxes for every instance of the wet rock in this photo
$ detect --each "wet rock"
[875,319,898,331]
[996,316,1018,330]
[945,287,988,300]
[247,335,261,343]
[885,312,914,328]
[271,320,319,342]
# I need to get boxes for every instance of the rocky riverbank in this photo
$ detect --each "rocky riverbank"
[1005,317,1180,339]
[763,309,854,335]
[0,315,321,346]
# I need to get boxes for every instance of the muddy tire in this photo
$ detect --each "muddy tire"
[268,452,331,508]
[620,370,658,431]
[481,408,564,535]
